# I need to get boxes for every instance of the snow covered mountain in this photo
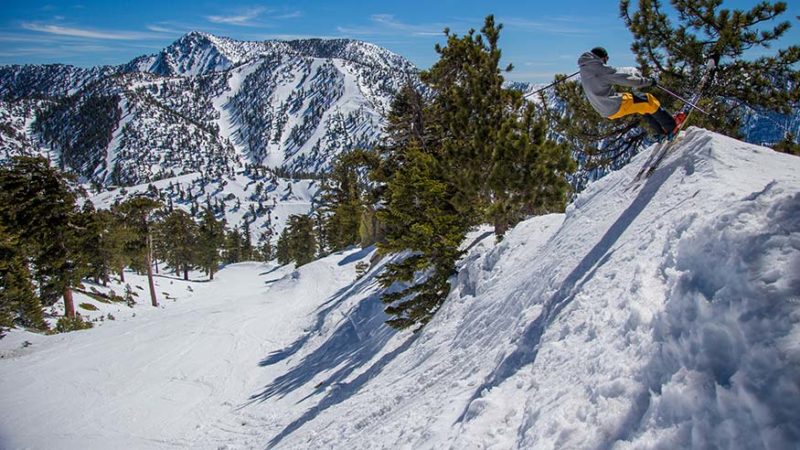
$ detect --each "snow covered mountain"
[0,32,418,184]
[2,128,798,449]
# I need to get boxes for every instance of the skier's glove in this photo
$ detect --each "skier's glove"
[647,76,658,87]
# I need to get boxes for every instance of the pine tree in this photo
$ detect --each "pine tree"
[275,227,291,265]
[376,144,470,329]
[223,227,243,264]
[374,16,574,329]
[115,197,161,307]
[241,220,254,261]
[105,207,137,283]
[288,215,318,267]
[77,203,113,286]
[197,208,225,280]
[155,209,198,280]
[319,148,380,252]
[0,224,45,331]
[257,230,274,262]
[620,0,799,138]
[275,215,318,267]
[0,156,88,317]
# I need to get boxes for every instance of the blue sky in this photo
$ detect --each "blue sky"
[1,0,798,82]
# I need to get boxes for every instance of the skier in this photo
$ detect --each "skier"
[578,47,683,140]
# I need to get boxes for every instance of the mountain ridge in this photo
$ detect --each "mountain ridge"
[1,32,419,185]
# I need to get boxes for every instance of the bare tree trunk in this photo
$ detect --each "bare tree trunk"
[119,268,125,283]
[183,266,189,281]
[494,217,508,238]
[147,233,158,307]
[63,288,76,317]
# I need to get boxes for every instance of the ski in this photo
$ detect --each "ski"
[631,58,717,183]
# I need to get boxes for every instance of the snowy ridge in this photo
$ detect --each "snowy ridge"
[2,33,417,182]
[265,127,800,449]
[1,128,798,449]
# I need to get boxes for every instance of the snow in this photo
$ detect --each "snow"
[88,171,318,244]
[212,59,262,160]
[96,96,131,183]
[2,128,799,449]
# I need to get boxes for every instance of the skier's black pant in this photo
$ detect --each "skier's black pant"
[632,93,676,136]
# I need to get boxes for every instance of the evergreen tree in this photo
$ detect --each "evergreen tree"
[275,215,318,267]
[257,230,275,262]
[773,132,800,155]
[621,0,799,136]
[155,209,198,280]
[375,16,574,329]
[275,227,291,265]
[0,224,45,331]
[105,207,137,283]
[376,144,470,329]
[197,208,225,280]
[319,149,380,252]
[241,220,254,261]
[115,197,161,307]
[77,203,113,286]
[0,156,88,317]
[223,227,243,264]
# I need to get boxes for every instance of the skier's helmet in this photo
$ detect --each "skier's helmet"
[591,47,608,60]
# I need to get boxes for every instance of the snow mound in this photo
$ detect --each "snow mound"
[1,128,798,449]
[269,128,800,449]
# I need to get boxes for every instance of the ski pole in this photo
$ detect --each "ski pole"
[655,84,710,116]
[525,71,580,97]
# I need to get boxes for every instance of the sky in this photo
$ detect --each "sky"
[1,0,798,83]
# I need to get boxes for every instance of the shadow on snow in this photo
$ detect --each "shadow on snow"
[245,252,416,447]
[457,157,679,426]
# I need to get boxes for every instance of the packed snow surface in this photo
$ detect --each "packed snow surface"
[1,128,799,449]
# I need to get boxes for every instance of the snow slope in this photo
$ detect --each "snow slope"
[1,128,799,449]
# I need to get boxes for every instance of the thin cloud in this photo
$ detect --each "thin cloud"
[146,24,182,34]
[21,22,167,40]
[500,15,624,35]
[337,14,445,38]
[275,11,303,20]
[206,7,268,26]
[500,18,588,35]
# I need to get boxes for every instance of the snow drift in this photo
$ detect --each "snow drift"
[1,128,799,449]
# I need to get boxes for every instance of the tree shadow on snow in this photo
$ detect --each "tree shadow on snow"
[245,254,418,447]
[456,158,680,425]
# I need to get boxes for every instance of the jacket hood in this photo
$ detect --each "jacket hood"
[578,51,603,67]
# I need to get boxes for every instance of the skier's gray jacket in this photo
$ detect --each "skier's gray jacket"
[578,51,652,118]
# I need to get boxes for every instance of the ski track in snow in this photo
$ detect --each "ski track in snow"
[212,60,262,162]
[96,97,131,183]
[1,128,799,449]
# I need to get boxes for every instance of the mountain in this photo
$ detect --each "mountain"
[2,128,798,448]
[0,32,418,184]
[0,32,418,243]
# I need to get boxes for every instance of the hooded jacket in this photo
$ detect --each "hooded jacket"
[578,51,652,118]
